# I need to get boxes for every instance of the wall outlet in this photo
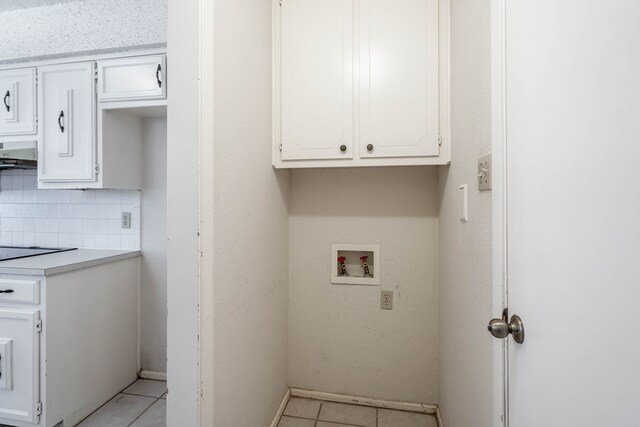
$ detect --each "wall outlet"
[478,153,492,191]
[121,212,131,229]
[380,290,393,310]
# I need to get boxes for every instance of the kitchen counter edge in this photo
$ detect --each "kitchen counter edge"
[0,249,142,276]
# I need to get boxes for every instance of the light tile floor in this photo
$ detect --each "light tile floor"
[76,379,167,427]
[279,398,438,427]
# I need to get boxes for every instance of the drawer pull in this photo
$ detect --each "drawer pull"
[58,110,65,133]
[3,90,9,112]
[156,64,163,88]
[0,289,14,294]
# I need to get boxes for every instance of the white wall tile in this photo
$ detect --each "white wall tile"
[0,171,141,249]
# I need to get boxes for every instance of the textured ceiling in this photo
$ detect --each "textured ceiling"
[0,0,81,12]
[0,0,166,63]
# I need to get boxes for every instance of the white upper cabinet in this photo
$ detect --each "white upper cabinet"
[38,62,96,184]
[359,0,440,159]
[273,0,450,168]
[280,0,354,161]
[0,68,37,137]
[97,55,166,102]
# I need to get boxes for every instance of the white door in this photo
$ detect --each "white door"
[280,0,354,161]
[359,0,439,159]
[38,62,96,183]
[0,67,37,136]
[502,1,640,425]
[0,309,40,425]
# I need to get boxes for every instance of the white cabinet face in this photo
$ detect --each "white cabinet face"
[359,0,440,159]
[38,62,96,183]
[281,0,354,160]
[0,68,37,136]
[0,309,40,425]
[98,55,166,102]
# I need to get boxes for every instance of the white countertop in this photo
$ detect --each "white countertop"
[0,249,141,276]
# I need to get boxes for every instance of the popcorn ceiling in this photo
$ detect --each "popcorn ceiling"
[0,0,166,63]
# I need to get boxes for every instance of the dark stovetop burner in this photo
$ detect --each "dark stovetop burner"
[0,246,77,261]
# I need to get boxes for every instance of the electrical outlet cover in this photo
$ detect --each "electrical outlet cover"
[121,212,132,229]
[380,290,393,310]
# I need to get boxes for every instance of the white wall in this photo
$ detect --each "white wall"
[0,170,141,249]
[140,117,167,374]
[438,0,493,426]
[289,167,440,404]
[210,0,290,425]
[0,0,166,63]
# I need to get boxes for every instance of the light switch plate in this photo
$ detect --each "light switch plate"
[0,338,13,390]
[478,154,492,191]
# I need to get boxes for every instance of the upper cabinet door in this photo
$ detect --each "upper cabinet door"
[97,55,166,102]
[280,0,354,161]
[359,0,440,159]
[38,62,96,183]
[0,68,37,137]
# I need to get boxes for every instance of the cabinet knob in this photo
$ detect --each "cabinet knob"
[367,143,374,151]
[340,145,347,152]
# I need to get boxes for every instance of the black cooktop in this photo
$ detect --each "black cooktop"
[0,246,77,261]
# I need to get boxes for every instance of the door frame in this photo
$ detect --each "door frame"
[166,0,215,425]
[491,0,508,426]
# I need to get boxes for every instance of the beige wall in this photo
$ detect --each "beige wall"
[289,167,439,404]
[211,0,291,425]
[438,0,493,426]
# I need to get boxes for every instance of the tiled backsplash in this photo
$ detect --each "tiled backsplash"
[0,170,141,250]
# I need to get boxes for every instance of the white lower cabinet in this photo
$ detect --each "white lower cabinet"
[0,256,139,427]
[0,309,40,425]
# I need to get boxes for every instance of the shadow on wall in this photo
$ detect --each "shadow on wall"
[289,166,441,219]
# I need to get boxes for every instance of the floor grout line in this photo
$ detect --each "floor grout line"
[314,402,323,427]
[76,379,167,426]
[126,396,161,427]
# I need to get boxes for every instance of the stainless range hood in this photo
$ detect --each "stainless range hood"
[0,141,37,170]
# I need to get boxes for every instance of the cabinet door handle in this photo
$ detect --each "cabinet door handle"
[0,289,14,293]
[58,110,65,133]
[156,64,163,88]
[3,90,9,112]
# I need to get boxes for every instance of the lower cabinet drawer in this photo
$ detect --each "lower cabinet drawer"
[0,279,40,304]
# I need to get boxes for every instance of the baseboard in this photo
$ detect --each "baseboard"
[270,389,291,427]
[289,388,438,415]
[436,406,443,427]
[139,370,167,381]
